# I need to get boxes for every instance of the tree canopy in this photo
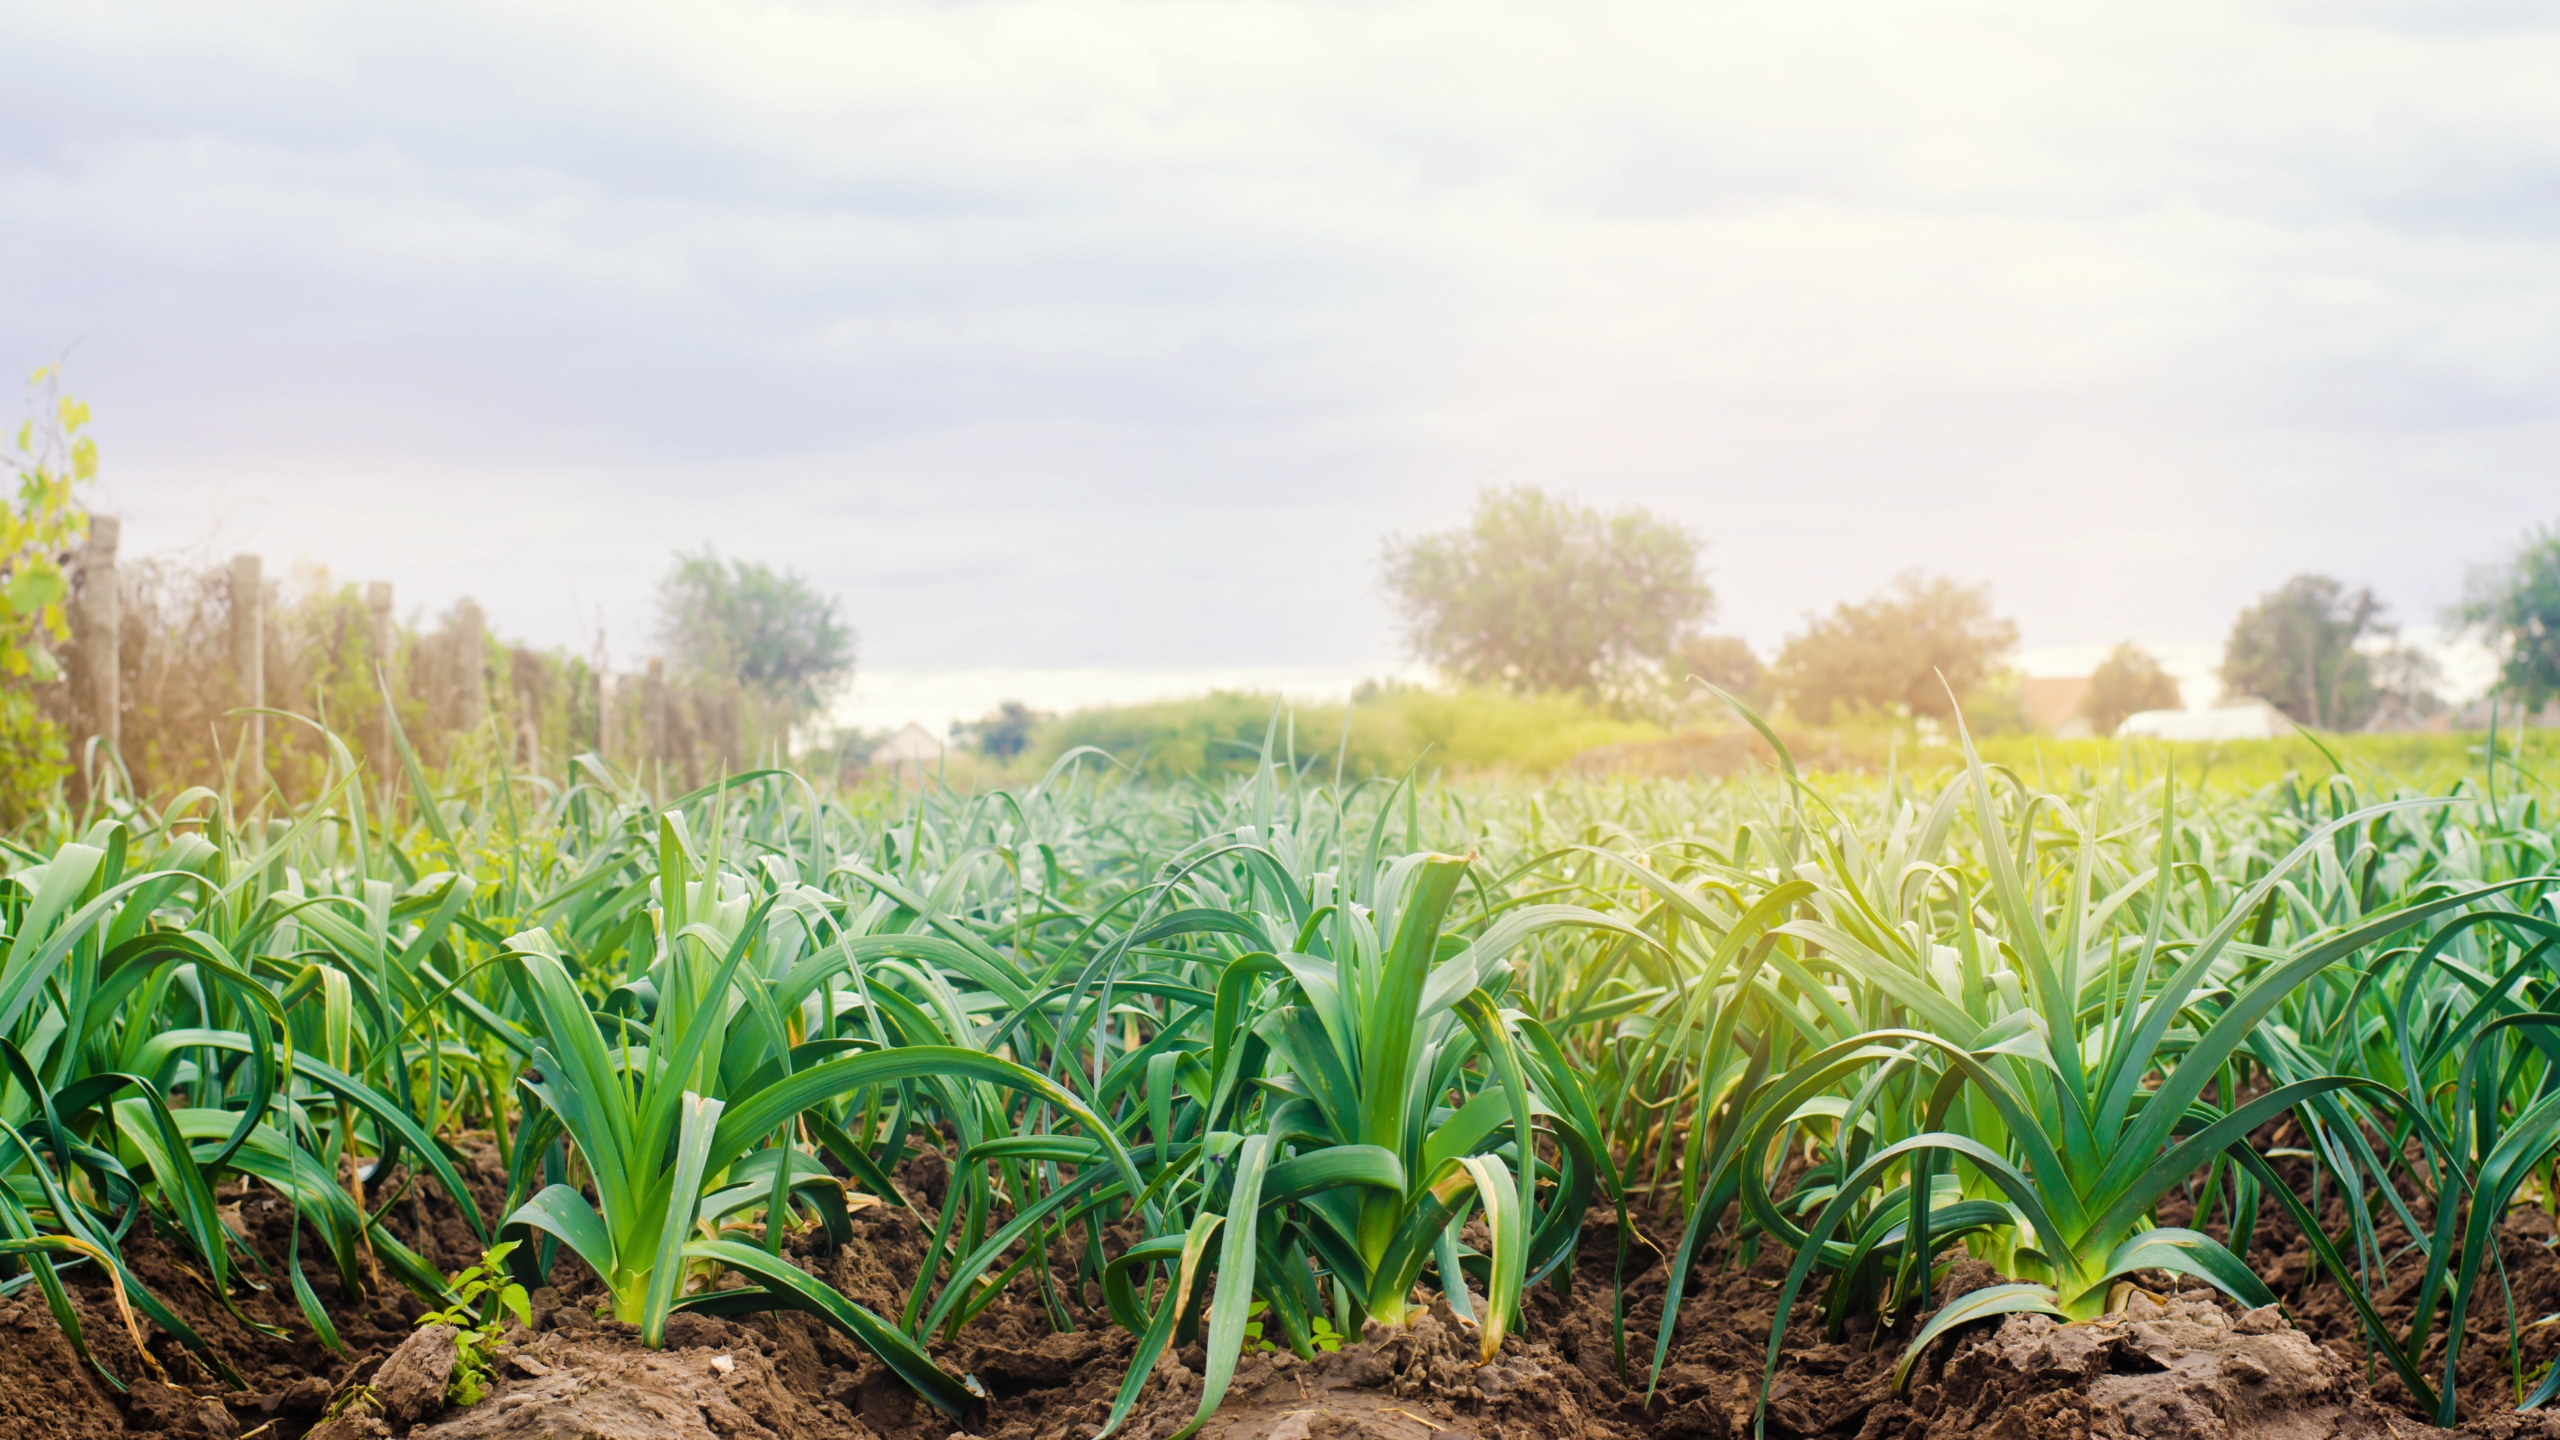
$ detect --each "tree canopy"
[1774,571,2017,724]
[1380,487,1710,697]
[2081,642,2182,735]
[2458,523,2560,712]
[1671,634,1768,707]
[2219,574,2384,729]
[0,368,92,821]
[955,700,1045,760]
[655,549,856,723]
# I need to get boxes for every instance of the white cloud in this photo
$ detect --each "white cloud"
[2,0,2555,688]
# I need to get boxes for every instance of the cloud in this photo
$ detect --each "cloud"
[2,0,2557,684]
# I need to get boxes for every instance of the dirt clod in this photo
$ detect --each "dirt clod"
[23,1142,2560,1440]
[124,1381,241,1438]
[1877,1294,2443,1440]
[377,1325,461,1426]
[411,1327,837,1440]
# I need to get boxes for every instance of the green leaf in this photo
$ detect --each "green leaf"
[503,1185,617,1283]
[707,1044,1148,1210]
[642,1091,723,1348]
[1097,1214,1224,1440]
[1171,1133,1274,1440]
[682,1239,981,1422]
[1893,1283,2065,1392]
[1458,1153,1524,1362]
[2095,1228,2273,1311]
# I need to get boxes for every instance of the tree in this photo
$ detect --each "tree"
[955,700,1045,760]
[2080,643,2182,735]
[2218,575,2384,729]
[2366,644,2445,730]
[1669,634,1768,706]
[1380,487,1710,696]
[0,367,93,821]
[655,549,856,725]
[1774,572,2019,724]
[2457,523,2560,712]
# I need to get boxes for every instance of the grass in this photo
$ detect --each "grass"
[1019,684,1665,783]
[980,682,2560,798]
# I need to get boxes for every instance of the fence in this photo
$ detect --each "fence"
[47,525,778,808]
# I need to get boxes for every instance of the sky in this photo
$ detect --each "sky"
[3,1,2554,731]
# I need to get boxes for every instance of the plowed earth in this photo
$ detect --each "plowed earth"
[14,1140,2560,1440]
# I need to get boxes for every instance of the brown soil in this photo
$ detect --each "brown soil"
[20,1141,2560,1440]
[0,1132,505,1439]
[2184,1156,2560,1425]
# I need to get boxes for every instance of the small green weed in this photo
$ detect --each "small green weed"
[1242,1300,1344,1355]
[417,1242,534,1406]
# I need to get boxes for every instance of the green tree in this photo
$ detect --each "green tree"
[2219,574,2383,729]
[1774,571,2018,724]
[2366,643,2445,729]
[1381,487,1710,696]
[955,700,1045,760]
[2458,523,2560,711]
[2080,642,2182,735]
[1670,634,1768,706]
[656,549,856,726]
[1,367,94,821]
[1036,690,1280,782]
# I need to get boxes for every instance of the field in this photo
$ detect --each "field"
[5,711,2560,1440]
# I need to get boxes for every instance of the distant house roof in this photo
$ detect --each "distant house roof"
[2117,700,2286,741]
[870,722,946,769]
[2022,677,2093,739]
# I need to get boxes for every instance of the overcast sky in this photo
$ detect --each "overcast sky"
[5,1,2555,723]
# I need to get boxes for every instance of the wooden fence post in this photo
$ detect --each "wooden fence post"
[510,647,543,773]
[230,554,263,791]
[595,668,614,766]
[719,679,743,772]
[454,599,486,734]
[366,581,396,766]
[645,658,667,773]
[74,516,120,759]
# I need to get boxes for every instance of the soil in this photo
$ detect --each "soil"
[18,1138,2560,1440]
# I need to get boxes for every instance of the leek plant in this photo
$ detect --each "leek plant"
[501,816,1147,1419]
[10,692,2560,1436]
[1719,730,2535,1433]
[1073,822,1642,1439]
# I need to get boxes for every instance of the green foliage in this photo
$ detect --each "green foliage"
[656,548,856,723]
[1029,684,1664,781]
[1773,571,2018,724]
[1018,682,2555,788]
[1541,699,2560,1432]
[1381,487,1710,697]
[1339,684,1664,772]
[2459,522,2560,711]
[2219,573,2386,729]
[417,1242,533,1406]
[1034,690,1293,780]
[1245,1302,1343,1354]
[0,367,94,822]
[0,698,68,830]
[12,691,2560,1439]
[265,576,402,797]
[955,700,1045,760]
[1970,726,2560,795]
[2080,642,2182,735]
[1669,634,1767,708]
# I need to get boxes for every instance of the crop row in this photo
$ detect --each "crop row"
[3,709,2558,1433]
